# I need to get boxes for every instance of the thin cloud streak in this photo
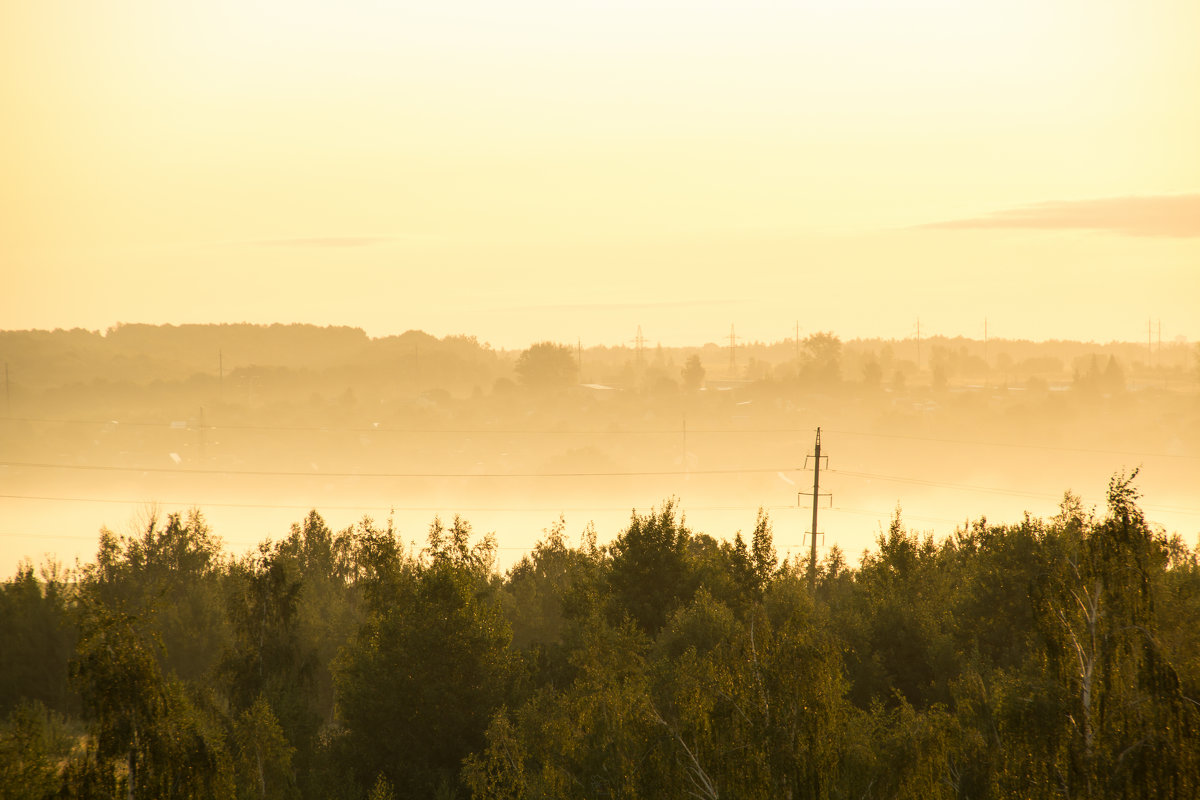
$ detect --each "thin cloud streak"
[921,194,1200,238]
[509,299,750,312]
[189,235,430,250]
[251,236,406,248]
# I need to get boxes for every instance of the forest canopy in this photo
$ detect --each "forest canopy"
[2,474,1199,799]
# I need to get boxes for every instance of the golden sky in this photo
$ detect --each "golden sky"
[3,0,1198,347]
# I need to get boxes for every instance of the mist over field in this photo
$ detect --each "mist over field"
[3,324,1197,573]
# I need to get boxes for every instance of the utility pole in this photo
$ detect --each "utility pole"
[635,326,645,367]
[795,321,800,364]
[1158,320,1163,386]
[803,427,830,594]
[916,317,922,372]
[681,413,688,479]
[983,317,988,364]
[983,317,989,387]
[577,337,582,382]
[728,324,738,378]
[198,406,206,463]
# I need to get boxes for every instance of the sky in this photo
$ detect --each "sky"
[3,0,1198,349]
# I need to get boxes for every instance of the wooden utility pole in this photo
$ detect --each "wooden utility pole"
[803,427,830,594]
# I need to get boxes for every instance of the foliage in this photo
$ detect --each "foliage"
[335,516,513,798]
[606,501,694,635]
[4,478,1200,799]
[0,561,76,717]
[0,700,73,800]
[233,696,297,800]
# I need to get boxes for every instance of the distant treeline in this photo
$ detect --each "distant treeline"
[2,323,1195,399]
[3,473,1199,798]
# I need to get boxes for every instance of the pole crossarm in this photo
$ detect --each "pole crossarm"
[798,492,833,509]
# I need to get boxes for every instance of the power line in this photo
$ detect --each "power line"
[3,460,1198,516]
[0,529,538,552]
[3,498,1195,561]
[830,468,1065,501]
[4,415,1195,460]
[0,493,796,514]
[828,469,1200,515]
[4,454,1198,520]
[0,461,792,479]
[4,417,797,436]
[0,502,962,529]
[822,428,1199,461]
[0,530,111,543]
[830,506,964,525]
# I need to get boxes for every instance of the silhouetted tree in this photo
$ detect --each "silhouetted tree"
[515,342,577,389]
[801,332,842,384]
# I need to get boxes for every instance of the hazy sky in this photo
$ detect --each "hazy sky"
[3,0,1198,348]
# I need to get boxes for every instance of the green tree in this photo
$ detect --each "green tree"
[1028,471,1200,798]
[0,700,72,800]
[842,511,958,710]
[606,501,694,635]
[234,696,296,800]
[501,518,606,688]
[87,510,229,684]
[750,510,778,591]
[337,517,512,798]
[0,561,76,718]
[221,541,319,777]
[70,602,167,799]
[465,614,658,800]
[69,603,235,798]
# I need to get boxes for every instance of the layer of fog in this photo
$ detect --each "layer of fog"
[2,327,1197,575]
